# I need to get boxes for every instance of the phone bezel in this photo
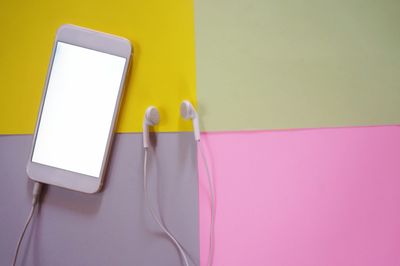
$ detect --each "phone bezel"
[26,24,132,193]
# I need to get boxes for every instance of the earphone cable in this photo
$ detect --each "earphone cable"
[13,182,43,266]
[198,141,215,266]
[143,148,189,266]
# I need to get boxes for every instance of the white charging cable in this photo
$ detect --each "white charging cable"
[13,182,43,266]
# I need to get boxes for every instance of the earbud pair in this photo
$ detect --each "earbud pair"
[143,100,199,148]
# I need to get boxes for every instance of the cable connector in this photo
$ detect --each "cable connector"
[32,182,43,206]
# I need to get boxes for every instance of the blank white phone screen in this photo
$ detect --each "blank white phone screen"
[32,42,126,178]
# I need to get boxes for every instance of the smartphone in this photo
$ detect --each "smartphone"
[26,24,132,193]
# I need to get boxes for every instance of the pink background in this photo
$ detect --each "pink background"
[198,126,400,266]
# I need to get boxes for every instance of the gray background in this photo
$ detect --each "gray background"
[0,133,199,266]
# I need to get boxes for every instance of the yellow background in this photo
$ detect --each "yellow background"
[0,0,196,134]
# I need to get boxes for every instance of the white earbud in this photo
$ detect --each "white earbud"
[143,106,160,148]
[180,100,200,142]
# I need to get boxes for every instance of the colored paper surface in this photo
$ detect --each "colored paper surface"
[0,133,199,265]
[198,127,400,265]
[0,0,196,134]
[195,0,400,131]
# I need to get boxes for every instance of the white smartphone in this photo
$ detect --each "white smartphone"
[26,24,132,193]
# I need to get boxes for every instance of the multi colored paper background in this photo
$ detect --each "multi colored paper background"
[1,0,400,265]
[1,0,399,133]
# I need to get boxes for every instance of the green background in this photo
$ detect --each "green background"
[195,0,400,131]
